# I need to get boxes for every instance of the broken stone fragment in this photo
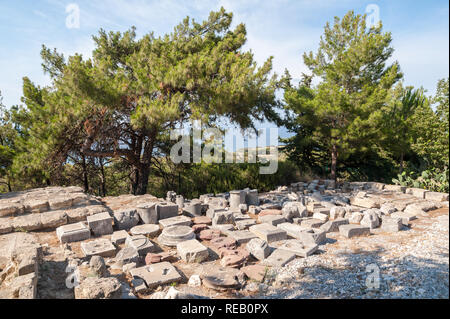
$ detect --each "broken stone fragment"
[89,256,107,277]
[262,249,296,267]
[130,262,182,289]
[249,223,287,243]
[125,235,155,256]
[56,222,90,243]
[177,239,209,263]
[198,228,221,241]
[245,238,271,261]
[130,224,160,237]
[339,224,370,238]
[111,230,130,245]
[81,238,116,258]
[75,277,122,299]
[113,209,140,230]
[136,202,158,224]
[87,212,114,236]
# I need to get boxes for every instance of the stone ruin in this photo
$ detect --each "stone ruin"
[0,181,448,299]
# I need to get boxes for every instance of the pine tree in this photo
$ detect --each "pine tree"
[283,10,402,181]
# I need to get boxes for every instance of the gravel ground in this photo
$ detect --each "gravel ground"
[254,209,449,299]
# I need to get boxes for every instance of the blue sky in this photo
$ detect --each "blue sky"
[0,1,448,135]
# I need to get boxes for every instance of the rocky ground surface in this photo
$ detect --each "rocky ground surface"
[0,181,448,299]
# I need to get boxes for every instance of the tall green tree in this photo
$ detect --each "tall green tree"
[282,10,402,180]
[24,8,279,195]
[0,92,16,191]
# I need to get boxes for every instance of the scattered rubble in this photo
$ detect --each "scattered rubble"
[0,181,448,299]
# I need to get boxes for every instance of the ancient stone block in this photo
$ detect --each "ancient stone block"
[258,214,285,226]
[339,224,370,238]
[425,191,449,202]
[312,212,329,222]
[330,206,346,220]
[212,211,234,226]
[245,189,259,206]
[319,218,349,233]
[183,201,202,217]
[235,219,256,230]
[381,216,403,232]
[350,197,380,209]
[296,229,326,245]
[23,199,49,214]
[276,222,309,239]
[111,230,129,245]
[157,225,195,247]
[245,238,270,261]
[40,210,68,229]
[241,264,267,282]
[177,239,209,263]
[300,218,325,229]
[87,212,114,236]
[48,196,73,210]
[262,249,296,267]
[406,188,429,199]
[130,262,182,288]
[75,277,122,299]
[81,238,116,258]
[159,215,192,228]
[11,214,42,232]
[0,218,12,235]
[130,224,160,237]
[274,239,318,257]
[156,202,179,220]
[125,235,155,256]
[136,202,158,224]
[227,230,258,244]
[360,210,380,229]
[115,247,140,265]
[113,209,139,230]
[384,185,406,193]
[249,223,287,243]
[0,202,23,217]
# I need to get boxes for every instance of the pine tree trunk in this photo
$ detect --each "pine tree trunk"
[135,164,150,195]
[82,155,89,193]
[331,144,338,182]
[99,159,107,197]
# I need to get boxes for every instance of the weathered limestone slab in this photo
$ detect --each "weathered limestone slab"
[274,239,318,257]
[111,230,129,245]
[23,199,49,214]
[330,206,346,220]
[75,277,122,299]
[339,224,370,238]
[227,230,258,244]
[0,218,12,235]
[249,223,287,243]
[115,247,140,265]
[159,215,192,228]
[381,216,403,232]
[406,188,429,199]
[201,267,241,291]
[276,222,309,239]
[299,218,325,229]
[262,249,296,267]
[11,214,42,232]
[113,209,139,230]
[258,214,285,226]
[312,212,329,222]
[87,212,113,236]
[136,202,158,224]
[0,202,23,217]
[183,201,202,217]
[206,208,227,219]
[130,262,182,288]
[177,239,209,263]
[48,196,73,210]
[241,264,267,282]
[40,210,68,229]
[350,197,380,209]
[360,210,380,229]
[81,238,116,257]
[319,218,349,233]
[391,211,417,226]
[296,229,326,245]
[384,184,406,193]
[245,238,271,261]
[425,191,449,202]
[125,235,155,256]
[212,211,234,226]
[156,202,179,220]
[235,219,256,230]
[130,224,160,237]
